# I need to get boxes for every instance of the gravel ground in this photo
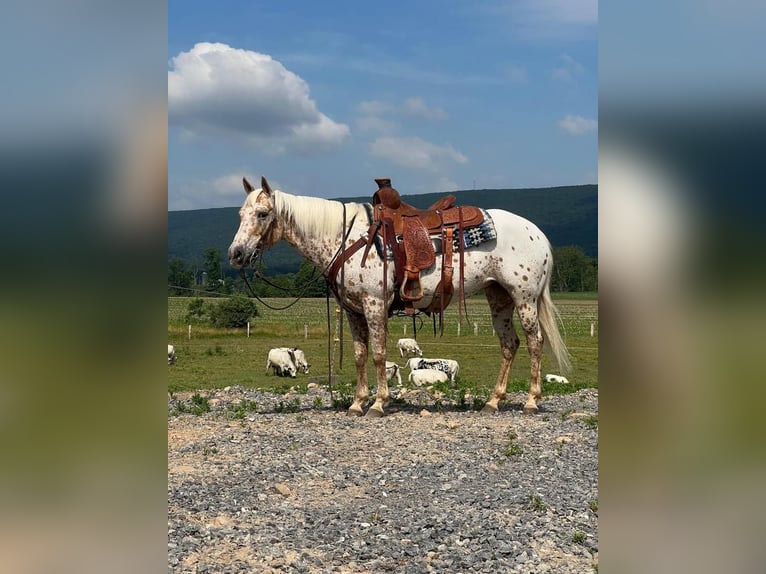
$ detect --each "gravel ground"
[168,385,598,573]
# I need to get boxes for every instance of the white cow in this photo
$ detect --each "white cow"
[406,357,460,385]
[276,347,310,374]
[409,369,449,386]
[168,344,176,365]
[397,338,423,357]
[544,374,570,384]
[266,348,297,378]
[293,349,310,374]
[385,361,402,386]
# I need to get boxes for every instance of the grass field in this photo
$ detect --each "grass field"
[168,294,598,402]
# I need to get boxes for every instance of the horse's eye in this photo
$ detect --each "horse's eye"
[257,212,268,220]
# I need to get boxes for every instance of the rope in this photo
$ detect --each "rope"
[325,285,334,406]
[239,211,359,310]
[167,284,236,297]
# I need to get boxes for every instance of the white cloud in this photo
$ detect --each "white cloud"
[535,0,597,25]
[504,0,597,39]
[168,42,349,152]
[370,137,468,170]
[552,53,585,82]
[211,173,257,197]
[355,97,448,134]
[435,176,459,192]
[402,98,448,121]
[357,100,395,115]
[355,115,396,133]
[170,172,277,210]
[358,97,446,121]
[559,114,598,134]
[505,65,529,84]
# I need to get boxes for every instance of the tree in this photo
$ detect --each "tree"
[293,259,327,297]
[552,246,597,292]
[185,297,210,323]
[168,257,194,296]
[209,294,258,328]
[203,247,224,295]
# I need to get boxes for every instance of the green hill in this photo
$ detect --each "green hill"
[168,184,597,275]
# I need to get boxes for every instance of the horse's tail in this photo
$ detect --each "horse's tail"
[538,275,572,373]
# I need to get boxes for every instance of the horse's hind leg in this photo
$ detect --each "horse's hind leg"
[518,301,544,414]
[483,282,521,413]
[345,311,370,417]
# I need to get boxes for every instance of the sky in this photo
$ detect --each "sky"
[168,0,597,210]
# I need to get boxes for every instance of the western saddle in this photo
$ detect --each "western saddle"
[328,178,484,329]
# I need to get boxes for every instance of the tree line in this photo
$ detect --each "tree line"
[168,245,597,297]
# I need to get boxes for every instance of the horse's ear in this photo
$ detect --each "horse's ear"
[261,176,273,197]
[243,177,255,194]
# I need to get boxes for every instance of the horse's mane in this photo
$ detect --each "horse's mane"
[274,190,367,239]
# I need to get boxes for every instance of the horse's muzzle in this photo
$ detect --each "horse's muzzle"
[228,245,246,268]
[229,244,261,268]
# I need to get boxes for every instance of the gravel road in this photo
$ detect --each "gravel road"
[168,386,598,573]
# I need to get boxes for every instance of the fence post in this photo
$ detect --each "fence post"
[474,322,478,336]
[188,324,191,340]
[305,324,308,340]
[247,322,250,338]
[457,323,461,337]
[590,322,595,337]
[403,324,407,336]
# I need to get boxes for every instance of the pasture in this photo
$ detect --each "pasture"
[167,294,598,403]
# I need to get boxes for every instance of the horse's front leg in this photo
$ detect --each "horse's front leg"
[365,311,389,418]
[345,311,370,417]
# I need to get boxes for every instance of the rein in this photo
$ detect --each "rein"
[240,207,358,311]
[239,204,358,407]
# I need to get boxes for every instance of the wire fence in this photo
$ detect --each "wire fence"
[168,296,598,348]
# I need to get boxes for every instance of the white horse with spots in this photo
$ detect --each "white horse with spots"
[229,177,570,417]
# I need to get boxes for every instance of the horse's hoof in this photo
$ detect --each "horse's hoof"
[481,404,498,415]
[523,404,539,415]
[364,407,385,418]
[347,407,363,417]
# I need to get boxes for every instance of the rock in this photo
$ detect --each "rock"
[273,483,292,497]
[169,387,598,574]
[420,409,432,417]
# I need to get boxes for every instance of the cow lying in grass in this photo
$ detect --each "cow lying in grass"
[409,369,449,386]
[405,357,460,385]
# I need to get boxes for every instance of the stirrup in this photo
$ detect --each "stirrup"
[400,275,424,302]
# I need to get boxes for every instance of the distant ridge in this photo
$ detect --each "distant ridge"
[168,184,597,275]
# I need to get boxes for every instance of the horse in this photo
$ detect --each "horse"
[228,176,570,417]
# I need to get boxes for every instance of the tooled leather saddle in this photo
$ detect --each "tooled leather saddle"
[327,178,484,331]
[371,178,483,311]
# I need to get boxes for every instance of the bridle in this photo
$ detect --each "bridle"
[239,204,359,311]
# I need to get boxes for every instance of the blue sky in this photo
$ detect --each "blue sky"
[169,0,597,210]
